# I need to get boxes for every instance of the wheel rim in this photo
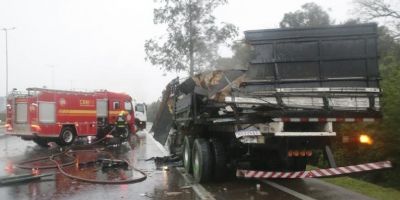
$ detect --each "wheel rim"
[63,130,74,143]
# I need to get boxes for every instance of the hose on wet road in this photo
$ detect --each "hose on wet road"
[16,129,112,170]
[49,153,147,184]
[15,128,147,184]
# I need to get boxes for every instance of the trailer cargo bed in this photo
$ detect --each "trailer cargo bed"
[244,23,379,88]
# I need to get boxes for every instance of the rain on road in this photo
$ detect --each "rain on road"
[0,126,374,200]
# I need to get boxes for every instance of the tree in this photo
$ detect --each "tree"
[216,40,252,70]
[146,100,161,123]
[355,0,400,38]
[280,2,332,28]
[144,0,238,76]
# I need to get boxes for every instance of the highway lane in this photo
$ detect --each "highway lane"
[0,127,374,200]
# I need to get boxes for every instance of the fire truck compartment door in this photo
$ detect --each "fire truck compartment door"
[39,102,56,123]
[16,103,28,123]
[96,100,108,117]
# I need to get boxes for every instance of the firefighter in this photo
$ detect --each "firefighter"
[114,111,130,142]
[116,111,128,128]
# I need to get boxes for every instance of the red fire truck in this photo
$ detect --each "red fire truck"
[5,88,136,146]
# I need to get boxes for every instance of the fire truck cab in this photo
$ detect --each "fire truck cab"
[5,88,135,146]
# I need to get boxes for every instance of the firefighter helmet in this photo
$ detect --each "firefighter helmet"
[119,111,128,116]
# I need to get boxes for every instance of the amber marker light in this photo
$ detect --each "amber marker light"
[31,124,41,132]
[359,134,373,145]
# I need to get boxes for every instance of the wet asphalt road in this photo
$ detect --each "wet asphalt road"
[0,126,374,200]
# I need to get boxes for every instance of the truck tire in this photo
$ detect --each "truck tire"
[183,136,194,173]
[210,139,227,181]
[192,138,212,183]
[57,127,76,146]
[33,138,49,147]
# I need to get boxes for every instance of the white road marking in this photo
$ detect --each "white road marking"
[146,132,215,200]
[176,167,216,200]
[262,180,317,200]
[145,131,169,156]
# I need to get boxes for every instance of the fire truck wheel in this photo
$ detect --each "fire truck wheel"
[33,138,49,147]
[192,138,212,183]
[58,127,76,146]
[183,136,194,174]
[210,139,227,181]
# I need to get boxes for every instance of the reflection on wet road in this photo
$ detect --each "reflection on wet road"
[0,127,373,200]
[0,129,196,200]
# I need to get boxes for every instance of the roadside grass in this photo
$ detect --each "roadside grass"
[307,166,400,200]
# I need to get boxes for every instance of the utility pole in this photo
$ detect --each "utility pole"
[1,27,16,97]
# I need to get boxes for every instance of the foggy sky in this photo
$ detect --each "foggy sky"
[0,0,353,103]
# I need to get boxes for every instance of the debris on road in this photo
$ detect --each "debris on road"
[146,155,183,170]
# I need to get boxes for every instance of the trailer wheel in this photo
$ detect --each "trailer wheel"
[183,136,194,173]
[210,139,227,181]
[57,127,76,146]
[33,138,49,147]
[192,138,212,183]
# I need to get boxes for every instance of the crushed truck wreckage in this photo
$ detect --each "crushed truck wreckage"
[151,23,390,183]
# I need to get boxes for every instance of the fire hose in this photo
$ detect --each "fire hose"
[14,127,148,184]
